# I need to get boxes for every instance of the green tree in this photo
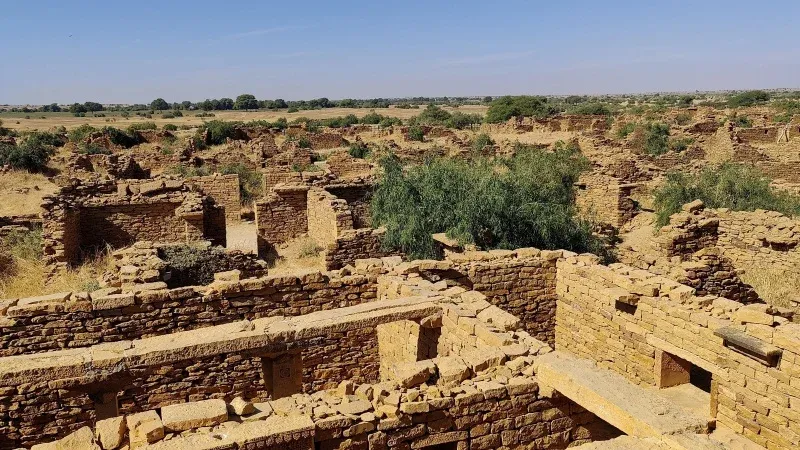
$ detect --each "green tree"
[69,103,88,114]
[234,94,259,110]
[485,96,560,123]
[150,98,170,110]
[83,101,104,112]
[728,90,770,107]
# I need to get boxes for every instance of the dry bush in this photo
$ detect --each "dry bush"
[268,236,325,275]
[740,267,800,309]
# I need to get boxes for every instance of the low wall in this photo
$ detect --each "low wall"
[324,228,403,270]
[556,254,800,449]
[324,183,373,229]
[0,267,380,356]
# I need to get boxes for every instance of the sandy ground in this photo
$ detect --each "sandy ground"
[226,221,258,254]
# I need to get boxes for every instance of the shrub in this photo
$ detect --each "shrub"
[162,113,175,119]
[195,112,215,118]
[485,96,560,123]
[298,136,312,149]
[669,137,694,152]
[299,239,323,258]
[287,107,299,113]
[653,164,800,227]
[371,145,607,261]
[728,90,770,107]
[1,229,42,260]
[471,133,494,153]
[24,131,65,148]
[446,112,482,129]
[348,142,371,159]
[163,124,178,131]
[68,124,97,142]
[158,244,230,287]
[415,104,452,126]
[640,122,670,156]
[201,120,238,145]
[167,164,211,177]
[360,111,385,125]
[730,115,753,128]
[408,125,425,142]
[0,141,54,172]
[674,113,692,126]
[80,144,111,155]
[566,102,612,116]
[127,122,157,132]
[379,117,402,127]
[102,126,140,147]
[220,163,263,205]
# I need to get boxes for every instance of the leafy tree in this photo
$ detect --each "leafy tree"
[408,125,425,142]
[150,98,170,110]
[415,104,452,126]
[371,145,604,260]
[0,139,55,172]
[234,94,258,110]
[41,103,61,112]
[69,103,88,114]
[201,120,238,145]
[83,102,104,112]
[654,164,800,227]
[218,98,234,110]
[485,96,560,123]
[446,112,482,129]
[728,90,770,107]
[180,101,193,110]
[272,99,288,109]
[348,142,371,159]
[566,102,612,116]
[483,96,493,104]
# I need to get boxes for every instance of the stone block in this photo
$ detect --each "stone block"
[161,398,228,432]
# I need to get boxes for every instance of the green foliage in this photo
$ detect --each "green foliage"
[566,102,612,116]
[678,95,695,107]
[163,124,178,131]
[380,117,402,127]
[158,244,231,287]
[220,163,263,205]
[201,120,238,145]
[485,96,560,123]
[446,111,482,129]
[0,229,42,261]
[127,122,157,132]
[67,124,96,142]
[471,133,494,153]
[0,120,14,137]
[408,125,425,142]
[728,90,770,107]
[669,137,694,152]
[298,136,312,149]
[642,122,671,156]
[102,126,140,147]
[348,142,371,159]
[24,131,65,148]
[150,98,170,111]
[729,115,753,128]
[654,164,800,227]
[0,141,54,172]
[195,112,215,118]
[674,113,692,126]
[80,144,111,155]
[234,94,259,110]
[414,104,452,126]
[287,107,299,113]
[167,164,211,177]
[371,146,606,260]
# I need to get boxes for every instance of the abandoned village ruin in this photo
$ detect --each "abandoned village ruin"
[1,106,800,450]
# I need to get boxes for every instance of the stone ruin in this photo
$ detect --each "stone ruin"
[41,178,226,274]
[5,240,800,449]
[255,181,399,269]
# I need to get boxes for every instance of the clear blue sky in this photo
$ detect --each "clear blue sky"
[1,0,798,104]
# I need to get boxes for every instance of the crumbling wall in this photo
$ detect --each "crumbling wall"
[325,228,403,270]
[575,171,638,227]
[307,188,353,248]
[41,179,222,270]
[715,209,800,273]
[255,185,308,257]
[262,166,303,190]
[324,183,373,229]
[187,173,241,221]
[325,151,372,180]
[735,126,781,144]
[556,254,800,450]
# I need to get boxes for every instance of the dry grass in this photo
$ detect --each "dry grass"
[1,106,488,131]
[0,170,58,216]
[0,252,113,299]
[740,267,800,309]
[268,236,325,275]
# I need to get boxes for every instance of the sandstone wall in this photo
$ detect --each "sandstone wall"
[324,228,403,270]
[188,173,241,221]
[715,209,800,273]
[556,254,800,449]
[262,167,303,191]
[255,185,308,257]
[325,151,372,180]
[324,183,373,229]
[0,269,379,356]
[307,188,353,248]
[575,172,638,227]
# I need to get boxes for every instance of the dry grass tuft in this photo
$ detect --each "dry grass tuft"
[268,236,326,275]
[740,267,800,309]
[0,170,58,216]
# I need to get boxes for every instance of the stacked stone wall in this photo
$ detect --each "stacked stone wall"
[307,188,353,248]
[255,185,308,257]
[556,254,800,449]
[187,173,241,221]
[325,228,403,270]
[324,183,373,229]
[0,269,378,356]
[575,171,638,227]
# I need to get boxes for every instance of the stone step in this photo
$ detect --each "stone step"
[534,351,711,441]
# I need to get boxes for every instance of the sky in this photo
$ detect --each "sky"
[1,0,799,104]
